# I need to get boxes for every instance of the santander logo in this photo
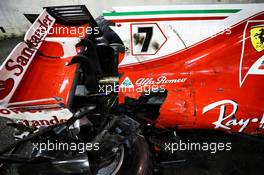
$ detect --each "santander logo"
[0,10,55,103]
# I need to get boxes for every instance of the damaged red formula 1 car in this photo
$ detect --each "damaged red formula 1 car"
[0,3,263,175]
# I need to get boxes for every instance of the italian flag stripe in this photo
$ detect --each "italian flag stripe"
[103,9,241,16]
[111,16,227,23]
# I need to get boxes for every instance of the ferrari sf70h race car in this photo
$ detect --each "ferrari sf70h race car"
[0,3,263,175]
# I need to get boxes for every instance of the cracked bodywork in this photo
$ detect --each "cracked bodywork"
[0,4,263,139]
[0,4,264,175]
[107,4,264,134]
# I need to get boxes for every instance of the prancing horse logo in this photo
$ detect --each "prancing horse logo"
[250,26,264,52]
[239,21,264,87]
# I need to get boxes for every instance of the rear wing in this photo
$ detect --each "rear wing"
[46,6,96,26]
[0,5,100,126]
[0,9,54,104]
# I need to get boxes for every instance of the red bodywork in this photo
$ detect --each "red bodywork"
[118,13,264,134]
[8,23,88,107]
[0,6,263,135]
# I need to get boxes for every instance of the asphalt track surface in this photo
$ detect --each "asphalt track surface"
[0,37,264,175]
